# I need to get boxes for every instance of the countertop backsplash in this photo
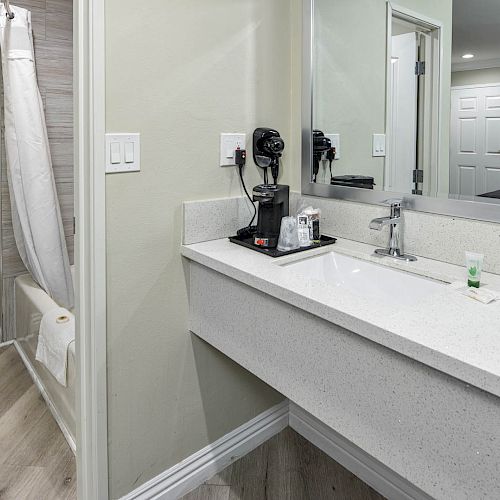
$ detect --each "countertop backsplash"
[183,193,500,274]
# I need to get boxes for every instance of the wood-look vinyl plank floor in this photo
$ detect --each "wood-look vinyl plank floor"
[0,345,386,499]
[0,352,34,418]
[0,346,76,500]
[183,428,386,500]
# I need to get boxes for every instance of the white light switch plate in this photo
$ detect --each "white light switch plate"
[220,133,246,166]
[106,133,141,173]
[372,134,386,157]
[324,134,340,159]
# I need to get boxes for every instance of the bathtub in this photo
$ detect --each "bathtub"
[14,269,76,452]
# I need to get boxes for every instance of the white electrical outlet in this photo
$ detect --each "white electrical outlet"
[220,133,246,166]
[324,134,340,159]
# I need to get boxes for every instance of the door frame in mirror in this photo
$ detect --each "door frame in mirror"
[301,0,500,224]
[385,4,443,197]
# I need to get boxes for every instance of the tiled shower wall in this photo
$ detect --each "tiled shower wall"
[0,0,73,341]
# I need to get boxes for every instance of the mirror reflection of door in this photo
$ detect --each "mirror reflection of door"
[449,0,500,200]
[386,15,439,197]
[388,32,418,194]
[450,85,500,198]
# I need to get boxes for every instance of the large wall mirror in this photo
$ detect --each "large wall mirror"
[302,0,500,222]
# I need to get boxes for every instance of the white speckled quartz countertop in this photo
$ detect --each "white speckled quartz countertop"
[181,237,500,398]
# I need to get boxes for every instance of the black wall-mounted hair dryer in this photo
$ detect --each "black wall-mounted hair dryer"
[253,128,285,185]
[312,130,332,183]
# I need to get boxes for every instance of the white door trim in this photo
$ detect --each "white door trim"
[75,0,108,498]
[386,2,444,30]
[451,83,500,91]
[385,1,444,196]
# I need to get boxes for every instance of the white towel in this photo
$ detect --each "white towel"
[35,307,75,386]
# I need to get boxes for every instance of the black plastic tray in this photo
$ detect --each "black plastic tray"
[228,234,336,258]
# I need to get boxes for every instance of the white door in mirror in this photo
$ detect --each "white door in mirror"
[105,133,141,173]
[385,33,418,190]
[450,85,500,197]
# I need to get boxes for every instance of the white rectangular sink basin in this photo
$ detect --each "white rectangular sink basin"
[283,251,445,307]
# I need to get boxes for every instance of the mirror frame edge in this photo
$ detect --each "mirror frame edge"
[301,0,500,224]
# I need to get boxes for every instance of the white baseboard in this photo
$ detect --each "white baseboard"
[0,340,14,348]
[13,340,76,454]
[289,402,433,500]
[120,399,435,500]
[120,400,289,500]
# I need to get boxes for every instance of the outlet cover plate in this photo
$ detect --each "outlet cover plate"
[325,134,340,160]
[220,133,246,166]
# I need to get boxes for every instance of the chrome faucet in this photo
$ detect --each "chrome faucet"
[369,199,417,262]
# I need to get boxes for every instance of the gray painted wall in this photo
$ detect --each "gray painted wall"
[0,0,73,342]
[105,0,295,496]
[452,67,500,87]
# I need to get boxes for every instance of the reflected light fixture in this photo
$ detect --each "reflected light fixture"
[462,53,475,59]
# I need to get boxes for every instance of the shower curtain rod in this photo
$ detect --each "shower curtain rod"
[4,1,14,20]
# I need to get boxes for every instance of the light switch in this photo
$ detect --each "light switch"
[372,134,386,157]
[106,133,141,173]
[124,142,134,163]
[110,142,121,164]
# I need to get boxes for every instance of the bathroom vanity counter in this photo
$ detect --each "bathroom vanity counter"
[182,236,500,398]
[183,236,500,499]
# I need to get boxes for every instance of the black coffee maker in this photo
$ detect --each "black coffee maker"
[251,128,289,248]
[252,184,289,248]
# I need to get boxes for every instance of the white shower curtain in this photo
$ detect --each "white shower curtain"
[0,5,74,309]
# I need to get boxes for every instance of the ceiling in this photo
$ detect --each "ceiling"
[452,0,500,70]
